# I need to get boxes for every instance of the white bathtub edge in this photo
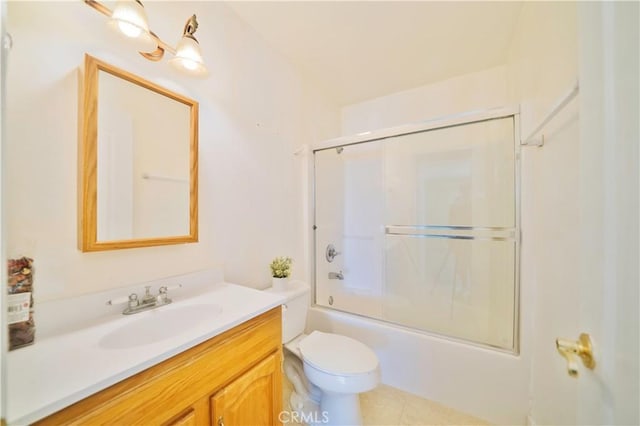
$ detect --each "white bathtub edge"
[307,306,530,425]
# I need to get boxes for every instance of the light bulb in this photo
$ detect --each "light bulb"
[169,35,208,76]
[108,0,156,52]
[117,21,142,38]
[181,58,198,71]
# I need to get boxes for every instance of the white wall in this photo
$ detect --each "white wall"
[341,65,508,134]
[4,1,340,301]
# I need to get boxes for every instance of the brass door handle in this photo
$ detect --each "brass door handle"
[556,333,596,377]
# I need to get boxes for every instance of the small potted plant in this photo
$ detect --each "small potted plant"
[270,256,292,291]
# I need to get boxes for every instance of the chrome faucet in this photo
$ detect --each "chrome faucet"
[328,271,344,280]
[141,286,156,305]
[107,284,182,315]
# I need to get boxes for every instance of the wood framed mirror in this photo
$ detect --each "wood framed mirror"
[79,54,198,251]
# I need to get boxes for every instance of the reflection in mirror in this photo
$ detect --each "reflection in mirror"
[80,54,198,251]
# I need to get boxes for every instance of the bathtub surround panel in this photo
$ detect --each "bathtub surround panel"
[5,1,340,300]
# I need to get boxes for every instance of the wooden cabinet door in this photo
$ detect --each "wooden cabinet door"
[164,408,198,426]
[163,397,210,426]
[212,352,282,426]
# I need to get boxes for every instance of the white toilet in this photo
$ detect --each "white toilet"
[267,281,380,426]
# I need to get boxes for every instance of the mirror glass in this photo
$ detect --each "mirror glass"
[80,54,198,251]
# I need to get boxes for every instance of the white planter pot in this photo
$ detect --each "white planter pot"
[272,277,289,291]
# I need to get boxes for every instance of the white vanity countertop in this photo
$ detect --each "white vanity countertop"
[6,282,286,425]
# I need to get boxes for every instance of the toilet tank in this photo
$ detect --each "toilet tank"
[265,280,310,343]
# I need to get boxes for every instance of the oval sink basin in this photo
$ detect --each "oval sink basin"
[99,303,222,349]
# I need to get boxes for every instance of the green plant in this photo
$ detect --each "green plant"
[270,256,292,278]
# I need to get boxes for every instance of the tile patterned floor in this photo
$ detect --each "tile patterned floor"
[360,384,490,426]
[283,377,490,426]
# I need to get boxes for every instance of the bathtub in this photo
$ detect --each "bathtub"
[306,306,530,425]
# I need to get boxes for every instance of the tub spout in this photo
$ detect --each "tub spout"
[328,271,344,280]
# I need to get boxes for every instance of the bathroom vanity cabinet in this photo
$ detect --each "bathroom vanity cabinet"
[34,307,283,426]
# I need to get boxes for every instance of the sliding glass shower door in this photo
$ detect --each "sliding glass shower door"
[314,115,519,350]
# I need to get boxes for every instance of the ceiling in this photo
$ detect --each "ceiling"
[227,1,523,106]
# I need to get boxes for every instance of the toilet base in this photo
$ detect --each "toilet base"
[320,391,362,426]
[289,391,325,425]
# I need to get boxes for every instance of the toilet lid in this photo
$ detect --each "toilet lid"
[298,331,378,376]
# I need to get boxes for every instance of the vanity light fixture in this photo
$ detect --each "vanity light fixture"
[84,0,209,77]
[169,15,207,76]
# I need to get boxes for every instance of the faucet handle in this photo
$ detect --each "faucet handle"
[157,284,181,304]
[106,293,138,306]
[326,244,341,262]
[157,286,168,303]
[158,283,182,294]
[128,293,139,309]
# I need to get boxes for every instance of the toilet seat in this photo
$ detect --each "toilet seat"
[284,333,308,357]
[298,331,379,376]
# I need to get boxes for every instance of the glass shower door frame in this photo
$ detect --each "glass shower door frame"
[312,107,521,353]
